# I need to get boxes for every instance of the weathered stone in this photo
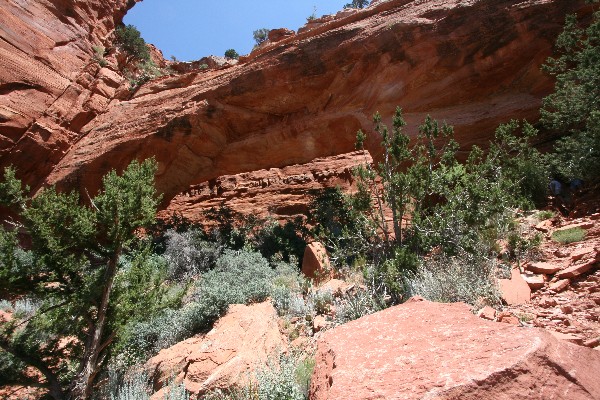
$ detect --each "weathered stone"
[556,222,594,233]
[302,242,332,283]
[522,273,545,290]
[476,306,496,321]
[0,310,12,323]
[554,248,570,258]
[497,312,520,326]
[550,331,585,346]
[560,304,574,314]
[534,220,552,233]
[0,0,590,214]
[571,246,596,262]
[584,337,600,348]
[313,315,330,332]
[267,28,295,43]
[527,261,563,275]
[158,152,367,224]
[146,302,286,397]
[498,268,531,305]
[556,260,597,279]
[549,279,571,293]
[310,300,600,399]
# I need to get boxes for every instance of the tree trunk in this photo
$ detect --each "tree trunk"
[72,247,121,399]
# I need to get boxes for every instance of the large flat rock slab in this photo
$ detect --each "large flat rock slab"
[310,299,600,400]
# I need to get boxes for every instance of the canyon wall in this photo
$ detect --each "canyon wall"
[0,0,592,217]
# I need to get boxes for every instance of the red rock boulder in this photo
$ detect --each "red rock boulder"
[498,268,531,305]
[268,28,295,43]
[310,299,600,400]
[302,242,332,283]
[146,302,286,398]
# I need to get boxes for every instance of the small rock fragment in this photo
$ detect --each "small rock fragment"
[538,296,557,308]
[571,247,595,262]
[535,220,552,233]
[313,315,329,332]
[477,306,496,320]
[549,279,570,293]
[560,305,573,314]
[522,273,545,290]
[498,268,531,305]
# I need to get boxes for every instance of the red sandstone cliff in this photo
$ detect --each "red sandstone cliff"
[0,0,593,213]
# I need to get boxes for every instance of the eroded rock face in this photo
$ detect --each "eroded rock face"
[310,299,600,400]
[0,0,592,207]
[158,151,367,223]
[0,0,135,192]
[146,302,286,397]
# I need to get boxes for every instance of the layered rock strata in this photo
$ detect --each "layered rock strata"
[0,0,592,206]
[158,151,368,223]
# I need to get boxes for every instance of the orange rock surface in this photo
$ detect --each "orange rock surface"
[158,151,368,223]
[0,0,593,210]
[310,299,600,399]
[146,302,286,397]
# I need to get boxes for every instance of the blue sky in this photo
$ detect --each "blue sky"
[124,0,350,61]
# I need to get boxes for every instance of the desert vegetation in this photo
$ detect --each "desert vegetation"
[113,24,165,90]
[1,4,599,400]
[253,28,270,46]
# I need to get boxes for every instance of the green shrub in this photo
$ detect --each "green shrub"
[253,218,307,264]
[542,11,600,180]
[404,247,501,308]
[552,227,586,244]
[536,210,555,221]
[306,6,317,22]
[106,369,190,400]
[0,159,161,398]
[270,262,306,317]
[203,353,311,400]
[92,45,108,67]
[334,289,385,325]
[160,380,190,400]
[309,187,375,269]
[196,249,275,305]
[307,290,333,315]
[253,28,269,46]
[372,247,418,302]
[127,59,162,90]
[344,0,369,9]
[224,49,239,59]
[115,249,282,365]
[163,229,220,281]
[115,24,150,62]
[109,370,151,400]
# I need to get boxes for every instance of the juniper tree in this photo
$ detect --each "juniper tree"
[542,8,600,179]
[0,159,162,399]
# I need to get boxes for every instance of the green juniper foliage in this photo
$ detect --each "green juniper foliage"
[0,159,164,400]
[253,28,270,46]
[542,9,600,179]
[343,108,546,305]
[344,0,369,9]
[224,49,239,59]
[115,24,151,63]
